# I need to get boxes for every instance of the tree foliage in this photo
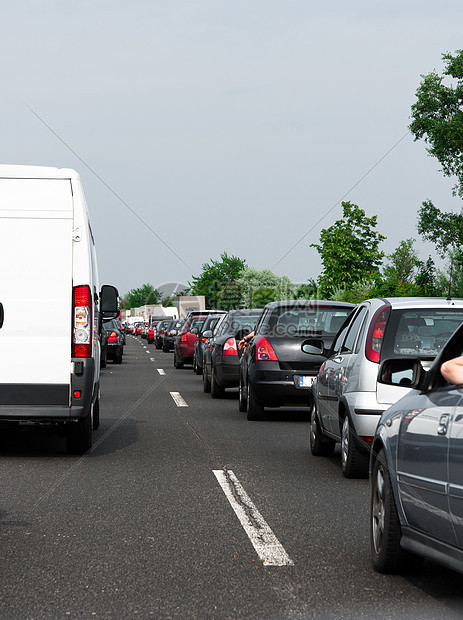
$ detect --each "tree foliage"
[310,202,386,298]
[237,268,294,308]
[122,283,161,309]
[417,199,463,258]
[189,252,247,309]
[409,50,463,198]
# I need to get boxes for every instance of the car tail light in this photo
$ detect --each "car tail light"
[223,337,238,356]
[365,305,391,363]
[360,436,373,444]
[180,333,188,344]
[73,285,92,358]
[108,331,118,342]
[201,337,208,344]
[255,337,278,361]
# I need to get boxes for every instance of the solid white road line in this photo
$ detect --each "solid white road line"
[213,469,294,567]
[170,391,188,407]
[157,369,166,375]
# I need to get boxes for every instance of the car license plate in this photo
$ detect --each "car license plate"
[297,375,314,388]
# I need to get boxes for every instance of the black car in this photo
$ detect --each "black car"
[155,319,172,349]
[193,313,226,375]
[162,319,184,352]
[202,309,263,398]
[239,300,355,420]
[102,318,124,364]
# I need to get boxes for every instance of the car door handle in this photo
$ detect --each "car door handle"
[0,303,3,329]
[438,413,450,436]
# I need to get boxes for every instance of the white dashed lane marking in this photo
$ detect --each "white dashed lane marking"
[157,369,166,375]
[213,469,294,567]
[170,392,188,407]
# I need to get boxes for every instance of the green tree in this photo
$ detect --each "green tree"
[237,268,294,308]
[409,50,463,199]
[189,252,247,309]
[417,199,463,258]
[310,202,386,298]
[294,279,318,300]
[123,283,161,309]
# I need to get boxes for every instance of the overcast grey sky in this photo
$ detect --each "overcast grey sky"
[1,1,462,296]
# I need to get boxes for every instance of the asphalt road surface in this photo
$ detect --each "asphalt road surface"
[1,336,463,619]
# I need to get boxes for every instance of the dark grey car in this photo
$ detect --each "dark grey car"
[370,320,463,575]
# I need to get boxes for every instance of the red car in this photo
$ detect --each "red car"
[174,315,208,368]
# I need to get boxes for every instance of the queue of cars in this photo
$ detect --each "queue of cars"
[130,297,463,578]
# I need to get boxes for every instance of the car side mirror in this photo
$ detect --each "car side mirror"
[202,329,213,339]
[378,358,426,389]
[190,327,199,335]
[302,338,325,355]
[235,327,251,341]
[100,285,119,319]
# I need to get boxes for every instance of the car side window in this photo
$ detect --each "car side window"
[343,306,368,353]
[331,317,353,354]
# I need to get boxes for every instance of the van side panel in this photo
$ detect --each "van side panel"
[0,179,73,391]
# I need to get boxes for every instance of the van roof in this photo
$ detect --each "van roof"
[0,164,80,180]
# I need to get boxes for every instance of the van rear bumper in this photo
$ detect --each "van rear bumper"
[0,358,96,421]
[0,403,89,421]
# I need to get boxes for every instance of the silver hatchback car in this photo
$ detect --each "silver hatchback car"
[311,297,463,478]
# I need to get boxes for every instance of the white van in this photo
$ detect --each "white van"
[0,165,118,454]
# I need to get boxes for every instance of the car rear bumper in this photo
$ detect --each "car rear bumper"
[248,366,316,406]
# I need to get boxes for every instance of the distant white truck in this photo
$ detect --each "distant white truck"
[0,165,119,454]
[177,295,206,319]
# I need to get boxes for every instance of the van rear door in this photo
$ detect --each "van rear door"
[0,178,73,401]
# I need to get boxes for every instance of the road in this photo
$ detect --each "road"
[1,336,463,619]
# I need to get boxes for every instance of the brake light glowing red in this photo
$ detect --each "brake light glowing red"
[108,331,118,342]
[181,333,187,344]
[223,337,238,356]
[255,337,278,361]
[72,285,92,358]
[365,305,391,363]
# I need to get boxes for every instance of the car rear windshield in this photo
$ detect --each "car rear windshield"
[263,305,352,337]
[382,308,463,358]
[217,312,262,336]
[188,317,206,333]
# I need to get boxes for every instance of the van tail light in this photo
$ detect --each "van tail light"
[108,331,118,342]
[365,305,391,363]
[223,337,238,356]
[255,337,278,361]
[73,285,92,358]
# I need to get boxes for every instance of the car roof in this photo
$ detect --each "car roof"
[363,297,463,309]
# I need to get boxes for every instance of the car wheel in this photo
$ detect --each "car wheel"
[371,448,417,573]
[174,351,184,369]
[211,367,225,399]
[66,413,92,455]
[100,349,107,368]
[247,384,264,421]
[162,343,169,352]
[310,405,335,457]
[156,340,162,350]
[92,391,100,430]
[113,348,123,364]
[238,376,247,412]
[202,364,211,393]
[341,415,369,478]
[193,354,202,375]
